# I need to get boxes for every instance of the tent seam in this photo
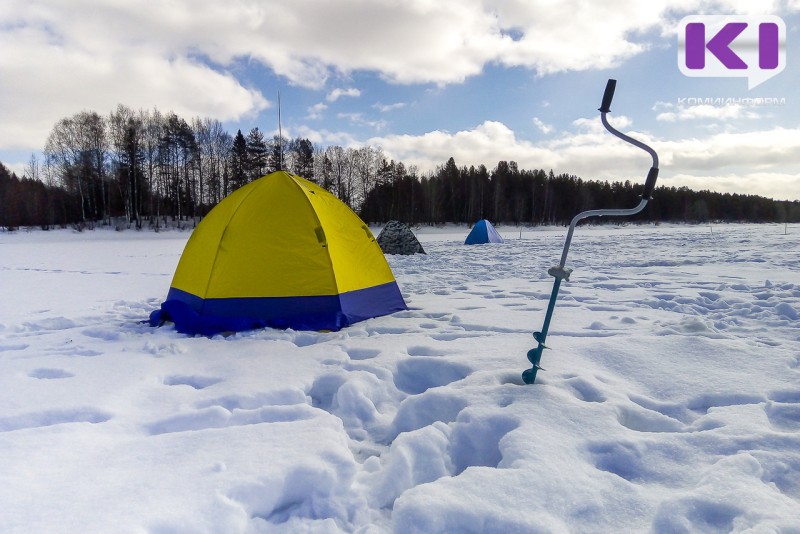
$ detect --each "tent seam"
[199,180,265,308]
[286,173,341,297]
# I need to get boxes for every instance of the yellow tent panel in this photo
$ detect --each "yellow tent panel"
[151,171,406,334]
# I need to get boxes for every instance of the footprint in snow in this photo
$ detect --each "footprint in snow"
[769,390,800,403]
[345,347,381,361]
[22,317,78,332]
[561,376,607,403]
[145,403,317,435]
[616,405,685,433]
[393,358,472,395]
[82,326,124,341]
[627,393,693,425]
[386,391,468,442]
[686,392,765,413]
[430,332,485,341]
[406,345,450,357]
[164,375,222,390]
[764,390,800,431]
[307,373,348,412]
[291,332,322,347]
[0,408,111,432]
[588,441,654,482]
[362,413,520,510]
[143,340,187,356]
[764,401,800,431]
[0,343,29,352]
[196,389,309,411]
[448,413,519,475]
[652,496,742,533]
[47,345,103,357]
[228,463,351,528]
[29,368,75,379]
[146,388,313,435]
[307,369,403,442]
[367,325,412,335]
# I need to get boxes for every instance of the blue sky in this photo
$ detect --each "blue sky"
[1,1,798,200]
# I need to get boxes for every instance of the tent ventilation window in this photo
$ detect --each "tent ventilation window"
[361,225,374,241]
[315,227,327,247]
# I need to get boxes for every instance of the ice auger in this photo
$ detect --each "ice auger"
[522,79,660,385]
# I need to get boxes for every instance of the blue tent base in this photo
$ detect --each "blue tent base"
[149,282,407,335]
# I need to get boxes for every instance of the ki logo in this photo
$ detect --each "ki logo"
[678,15,786,89]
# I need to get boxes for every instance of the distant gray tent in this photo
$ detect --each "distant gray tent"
[376,221,426,255]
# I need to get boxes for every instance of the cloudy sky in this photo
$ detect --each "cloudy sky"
[2,0,799,200]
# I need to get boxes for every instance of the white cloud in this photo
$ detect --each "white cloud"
[306,103,328,120]
[326,88,361,102]
[0,0,698,151]
[374,102,407,113]
[667,171,800,200]
[532,117,553,134]
[0,2,268,150]
[337,113,387,131]
[658,128,800,172]
[369,121,573,176]
[292,125,360,148]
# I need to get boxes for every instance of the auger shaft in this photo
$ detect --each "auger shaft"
[522,79,660,384]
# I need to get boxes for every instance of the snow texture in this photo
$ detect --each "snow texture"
[0,223,799,533]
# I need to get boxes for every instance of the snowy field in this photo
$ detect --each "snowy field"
[1,223,799,533]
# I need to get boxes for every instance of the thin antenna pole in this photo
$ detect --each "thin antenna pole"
[277,91,283,171]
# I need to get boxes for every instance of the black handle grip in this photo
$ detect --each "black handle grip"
[598,79,617,113]
[642,166,659,199]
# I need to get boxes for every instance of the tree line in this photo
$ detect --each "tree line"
[359,158,800,225]
[1,106,798,230]
[28,105,389,230]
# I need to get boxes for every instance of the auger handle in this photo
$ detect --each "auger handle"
[599,79,617,113]
[642,166,659,200]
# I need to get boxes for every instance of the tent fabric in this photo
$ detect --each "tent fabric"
[150,171,407,334]
[464,219,504,245]
[376,220,426,255]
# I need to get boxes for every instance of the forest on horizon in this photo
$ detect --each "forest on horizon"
[1,105,798,231]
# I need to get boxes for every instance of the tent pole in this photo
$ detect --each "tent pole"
[277,91,283,171]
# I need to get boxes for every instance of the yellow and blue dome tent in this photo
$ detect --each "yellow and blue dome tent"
[150,171,407,335]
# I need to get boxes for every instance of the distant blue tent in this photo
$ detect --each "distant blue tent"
[465,219,504,245]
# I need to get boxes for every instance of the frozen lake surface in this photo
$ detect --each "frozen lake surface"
[1,223,798,532]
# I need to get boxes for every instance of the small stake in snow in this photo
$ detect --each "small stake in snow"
[522,79,660,385]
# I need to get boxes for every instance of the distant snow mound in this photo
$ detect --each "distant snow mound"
[377,221,426,255]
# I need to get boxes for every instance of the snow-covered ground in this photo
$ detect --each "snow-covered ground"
[0,223,798,533]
